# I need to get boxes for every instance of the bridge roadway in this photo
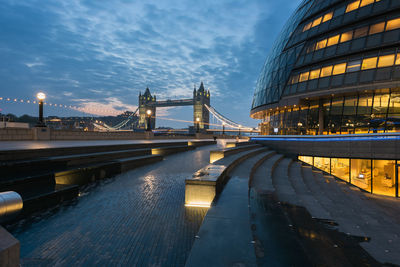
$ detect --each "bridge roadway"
[5,141,222,266]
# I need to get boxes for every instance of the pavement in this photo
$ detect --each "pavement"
[6,143,220,266]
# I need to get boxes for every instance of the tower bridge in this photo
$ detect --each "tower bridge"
[138,82,210,130]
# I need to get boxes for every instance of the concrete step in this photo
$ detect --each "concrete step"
[210,144,261,163]
[118,155,163,172]
[151,145,195,156]
[19,184,79,216]
[0,148,152,179]
[288,162,332,220]
[272,158,300,205]
[186,150,270,266]
[0,141,190,161]
[250,153,283,193]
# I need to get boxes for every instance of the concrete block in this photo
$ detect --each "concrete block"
[0,226,19,267]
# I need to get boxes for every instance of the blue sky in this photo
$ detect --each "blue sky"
[0,0,301,128]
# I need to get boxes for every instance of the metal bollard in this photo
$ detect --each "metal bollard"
[0,191,23,223]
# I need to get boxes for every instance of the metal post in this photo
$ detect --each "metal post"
[39,100,44,124]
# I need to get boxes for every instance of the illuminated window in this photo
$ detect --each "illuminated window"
[332,63,347,75]
[291,74,299,84]
[354,26,369,38]
[340,31,353,43]
[315,39,327,50]
[346,0,360,13]
[351,159,372,192]
[347,60,361,72]
[386,18,400,31]
[314,157,330,173]
[303,22,312,32]
[312,17,322,27]
[369,22,385,35]
[309,69,321,80]
[331,158,349,182]
[396,53,400,65]
[299,71,310,82]
[327,35,340,46]
[378,54,395,68]
[360,0,375,7]
[322,12,333,23]
[298,156,313,165]
[361,57,377,70]
[372,160,396,197]
[320,66,333,77]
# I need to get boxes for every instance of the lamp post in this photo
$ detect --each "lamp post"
[146,109,152,131]
[36,92,46,127]
[196,117,200,133]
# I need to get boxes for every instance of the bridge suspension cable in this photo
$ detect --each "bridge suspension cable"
[205,104,253,130]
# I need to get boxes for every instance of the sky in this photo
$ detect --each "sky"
[0,0,302,128]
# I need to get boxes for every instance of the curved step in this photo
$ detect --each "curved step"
[271,158,299,206]
[288,162,332,220]
[250,153,283,193]
[186,150,271,267]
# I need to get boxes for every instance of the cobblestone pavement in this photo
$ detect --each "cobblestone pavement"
[8,144,219,266]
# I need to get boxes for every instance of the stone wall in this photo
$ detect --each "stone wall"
[251,134,400,160]
[0,128,33,140]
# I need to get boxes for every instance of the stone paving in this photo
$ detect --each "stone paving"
[7,144,219,266]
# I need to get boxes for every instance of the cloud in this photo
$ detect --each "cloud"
[0,0,302,126]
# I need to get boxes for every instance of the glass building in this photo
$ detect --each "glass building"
[251,0,400,135]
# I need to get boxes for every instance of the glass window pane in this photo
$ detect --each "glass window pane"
[351,159,372,192]
[386,18,400,31]
[362,57,377,70]
[309,69,321,80]
[377,54,395,68]
[347,60,361,72]
[312,17,322,27]
[291,74,299,84]
[371,93,389,133]
[303,22,312,32]
[331,158,350,182]
[346,1,360,13]
[307,44,315,53]
[356,94,373,133]
[299,71,310,82]
[340,31,353,43]
[369,22,385,35]
[316,39,327,50]
[342,96,358,134]
[298,155,313,165]
[396,53,400,65]
[322,12,333,23]
[354,26,369,38]
[320,66,333,77]
[314,157,330,173]
[387,92,400,132]
[360,0,374,7]
[332,63,347,75]
[372,160,396,197]
[327,35,340,46]
[329,97,343,134]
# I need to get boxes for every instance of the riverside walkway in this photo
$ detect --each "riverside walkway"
[6,142,220,266]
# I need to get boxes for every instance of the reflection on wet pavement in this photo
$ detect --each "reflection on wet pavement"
[6,144,216,266]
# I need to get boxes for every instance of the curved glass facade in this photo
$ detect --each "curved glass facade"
[251,0,400,135]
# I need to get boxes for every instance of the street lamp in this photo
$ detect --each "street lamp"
[196,117,200,133]
[36,92,46,127]
[146,109,152,131]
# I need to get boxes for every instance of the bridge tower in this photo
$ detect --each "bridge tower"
[193,82,210,130]
[138,88,156,129]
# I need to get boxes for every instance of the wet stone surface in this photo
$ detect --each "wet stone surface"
[6,144,217,266]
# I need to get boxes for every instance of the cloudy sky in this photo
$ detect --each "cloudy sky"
[0,0,301,128]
